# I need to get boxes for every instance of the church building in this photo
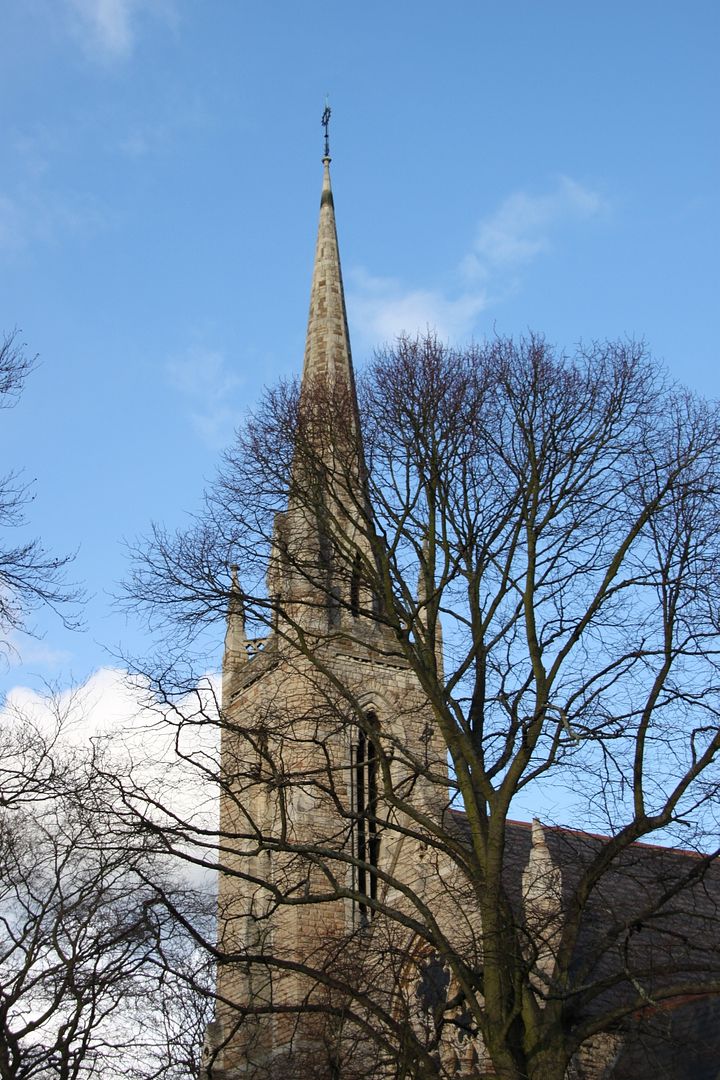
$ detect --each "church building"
[202,120,720,1080]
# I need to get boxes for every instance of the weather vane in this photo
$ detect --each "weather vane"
[321,99,331,159]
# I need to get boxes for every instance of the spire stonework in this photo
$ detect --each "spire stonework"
[273,150,371,631]
[301,156,359,408]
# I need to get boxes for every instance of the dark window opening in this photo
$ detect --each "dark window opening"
[350,551,361,617]
[354,713,380,921]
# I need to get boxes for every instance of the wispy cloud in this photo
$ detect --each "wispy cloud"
[66,0,176,61]
[348,269,489,347]
[0,188,105,254]
[464,176,606,278]
[3,634,74,672]
[68,0,135,57]
[166,346,244,449]
[348,177,607,348]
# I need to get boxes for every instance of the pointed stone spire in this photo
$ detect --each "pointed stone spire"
[301,149,357,406]
[222,564,247,706]
[272,118,375,633]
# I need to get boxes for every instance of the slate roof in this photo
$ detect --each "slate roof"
[448,812,720,1078]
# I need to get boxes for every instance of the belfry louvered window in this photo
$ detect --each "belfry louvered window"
[354,713,380,921]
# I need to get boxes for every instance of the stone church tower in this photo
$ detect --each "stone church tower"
[205,141,450,1079]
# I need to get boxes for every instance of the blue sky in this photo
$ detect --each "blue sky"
[0,0,718,696]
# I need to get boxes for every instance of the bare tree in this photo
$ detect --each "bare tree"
[0,714,214,1080]
[122,334,720,1079]
[0,332,215,1077]
[0,330,79,652]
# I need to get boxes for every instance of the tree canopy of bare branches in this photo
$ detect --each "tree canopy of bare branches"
[0,330,80,653]
[123,334,720,1080]
[0,697,214,1080]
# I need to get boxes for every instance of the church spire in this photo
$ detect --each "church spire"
[264,112,373,631]
[301,107,357,403]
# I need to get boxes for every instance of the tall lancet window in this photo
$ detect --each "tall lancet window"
[353,713,380,922]
[350,550,362,617]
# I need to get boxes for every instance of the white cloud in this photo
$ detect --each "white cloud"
[3,667,168,743]
[67,0,176,61]
[2,632,74,671]
[68,0,135,57]
[468,176,606,273]
[348,268,489,347]
[348,177,607,348]
[3,667,220,838]
[167,346,244,449]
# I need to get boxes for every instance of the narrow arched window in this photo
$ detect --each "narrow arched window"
[350,550,361,617]
[354,712,380,921]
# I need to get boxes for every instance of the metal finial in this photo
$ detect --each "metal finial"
[321,99,331,159]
